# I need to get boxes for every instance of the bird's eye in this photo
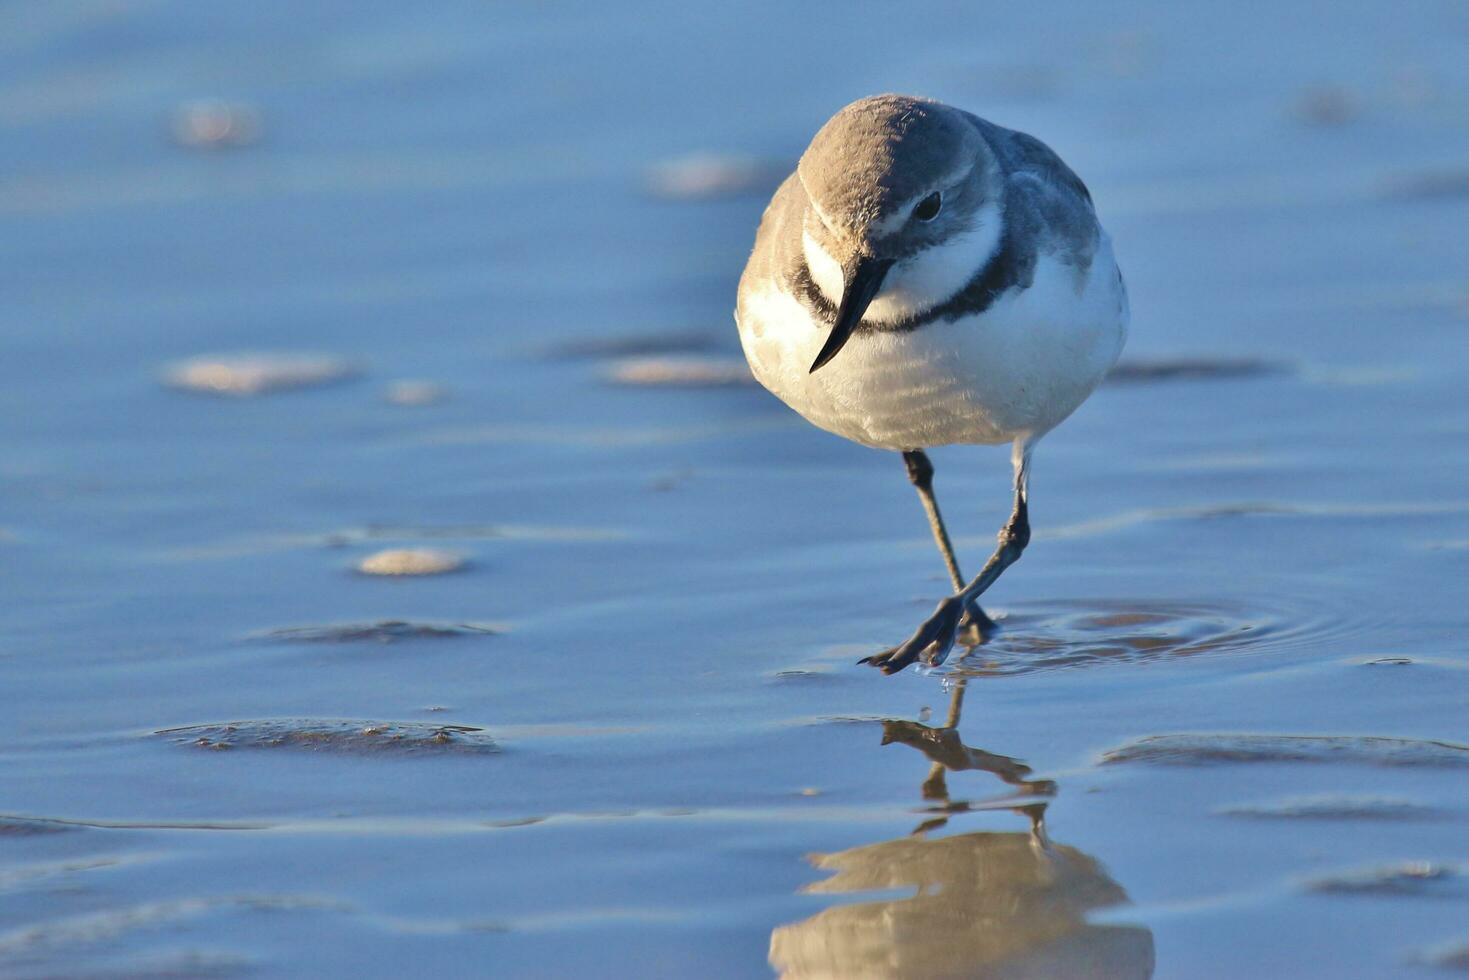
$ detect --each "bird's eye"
[913,191,942,222]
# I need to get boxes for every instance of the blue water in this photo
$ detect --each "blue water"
[3,2,1469,977]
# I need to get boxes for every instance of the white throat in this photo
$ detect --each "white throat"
[802,201,1004,324]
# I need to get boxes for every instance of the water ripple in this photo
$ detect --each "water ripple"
[948,597,1358,676]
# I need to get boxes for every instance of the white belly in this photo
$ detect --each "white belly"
[737,238,1129,450]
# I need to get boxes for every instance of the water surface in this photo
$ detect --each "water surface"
[3,2,1469,977]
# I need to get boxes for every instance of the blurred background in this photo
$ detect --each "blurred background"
[3,2,1468,978]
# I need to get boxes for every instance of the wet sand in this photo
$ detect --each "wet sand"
[3,2,1468,977]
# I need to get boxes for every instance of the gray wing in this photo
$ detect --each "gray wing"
[966,114,1101,272]
[736,170,807,327]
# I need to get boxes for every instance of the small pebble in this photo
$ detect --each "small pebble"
[171,99,262,148]
[356,548,466,576]
[163,352,357,397]
[384,380,448,406]
[646,153,784,200]
[606,356,754,387]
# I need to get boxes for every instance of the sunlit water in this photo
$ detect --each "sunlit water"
[3,2,1469,977]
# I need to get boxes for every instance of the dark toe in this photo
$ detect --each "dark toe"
[858,648,919,674]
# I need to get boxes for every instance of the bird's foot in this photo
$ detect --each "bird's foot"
[957,601,996,647]
[860,594,987,675]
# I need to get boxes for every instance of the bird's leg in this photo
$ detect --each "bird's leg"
[902,450,965,591]
[863,442,1032,674]
[901,450,996,638]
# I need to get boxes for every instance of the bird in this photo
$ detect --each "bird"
[735,94,1128,674]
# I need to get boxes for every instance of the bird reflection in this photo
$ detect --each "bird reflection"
[770,681,1154,979]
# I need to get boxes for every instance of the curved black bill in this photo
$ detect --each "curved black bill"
[808,255,894,373]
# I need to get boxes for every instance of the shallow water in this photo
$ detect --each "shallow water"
[3,2,1469,977]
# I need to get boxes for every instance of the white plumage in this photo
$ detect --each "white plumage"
[733,93,1127,673]
[739,232,1126,450]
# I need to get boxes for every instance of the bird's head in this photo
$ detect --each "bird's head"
[797,94,1002,372]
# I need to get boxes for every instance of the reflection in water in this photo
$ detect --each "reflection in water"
[771,682,1154,979]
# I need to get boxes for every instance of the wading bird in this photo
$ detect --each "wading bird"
[736,95,1127,673]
